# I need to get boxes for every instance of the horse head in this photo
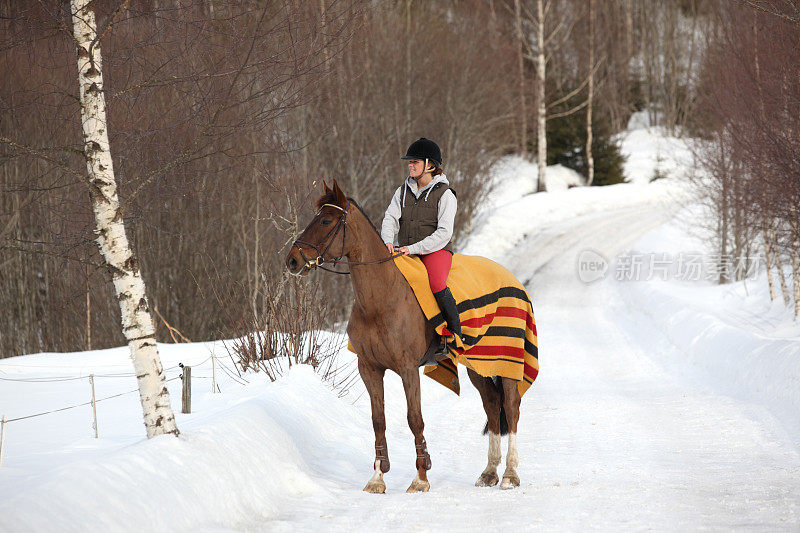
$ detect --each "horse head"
[285,179,350,275]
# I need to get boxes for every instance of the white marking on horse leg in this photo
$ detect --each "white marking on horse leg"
[406,472,431,493]
[488,431,501,469]
[372,459,383,478]
[476,432,501,486]
[500,432,520,489]
[364,459,386,493]
[507,432,518,470]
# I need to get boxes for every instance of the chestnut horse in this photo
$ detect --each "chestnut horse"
[286,180,522,493]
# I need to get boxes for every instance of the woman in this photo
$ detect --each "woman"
[381,137,459,362]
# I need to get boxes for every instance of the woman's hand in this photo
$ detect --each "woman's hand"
[385,242,394,254]
[398,246,410,256]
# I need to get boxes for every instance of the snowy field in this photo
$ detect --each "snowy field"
[1,122,799,531]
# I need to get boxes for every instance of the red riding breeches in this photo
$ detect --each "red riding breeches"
[420,249,453,293]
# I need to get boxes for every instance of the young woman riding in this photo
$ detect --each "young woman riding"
[381,137,460,362]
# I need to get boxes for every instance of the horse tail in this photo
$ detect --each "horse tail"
[482,376,509,436]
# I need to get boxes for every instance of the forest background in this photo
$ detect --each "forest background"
[1,0,797,358]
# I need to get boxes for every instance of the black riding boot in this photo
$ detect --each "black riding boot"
[419,287,462,367]
[433,287,461,357]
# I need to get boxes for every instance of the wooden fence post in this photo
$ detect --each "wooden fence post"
[0,415,6,467]
[212,355,218,394]
[181,366,191,414]
[90,374,98,438]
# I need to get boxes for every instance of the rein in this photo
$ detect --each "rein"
[291,201,403,275]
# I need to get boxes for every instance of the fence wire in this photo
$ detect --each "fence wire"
[5,376,184,423]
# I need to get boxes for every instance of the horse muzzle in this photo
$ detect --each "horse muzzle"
[285,248,311,276]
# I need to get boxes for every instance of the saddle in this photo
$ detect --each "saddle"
[394,254,539,397]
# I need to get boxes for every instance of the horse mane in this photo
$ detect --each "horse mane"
[348,198,383,239]
[315,192,383,240]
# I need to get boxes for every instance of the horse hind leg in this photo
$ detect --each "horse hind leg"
[500,377,522,490]
[468,370,503,487]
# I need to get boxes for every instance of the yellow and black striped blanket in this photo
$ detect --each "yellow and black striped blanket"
[394,254,539,397]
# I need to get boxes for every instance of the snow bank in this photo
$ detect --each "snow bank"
[483,156,587,201]
[617,111,696,185]
[544,164,585,191]
[617,206,800,439]
[465,121,696,262]
[0,365,369,532]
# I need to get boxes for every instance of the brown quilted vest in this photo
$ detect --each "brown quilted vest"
[397,182,456,252]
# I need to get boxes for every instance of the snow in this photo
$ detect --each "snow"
[462,173,690,263]
[544,163,585,191]
[618,205,800,439]
[482,156,584,200]
[617,111,697,185]
[1,124,799,531]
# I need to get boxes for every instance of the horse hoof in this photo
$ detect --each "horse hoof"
[406,479,430,493]
[500,474,520,490]
[475,472,499,487]
[363,480,386,494]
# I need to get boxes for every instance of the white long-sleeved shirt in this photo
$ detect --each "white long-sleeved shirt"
[380,174,457,255]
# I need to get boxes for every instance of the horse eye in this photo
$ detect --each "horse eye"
[320,218,333,226]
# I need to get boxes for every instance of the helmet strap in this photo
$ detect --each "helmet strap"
[411,158,435,181]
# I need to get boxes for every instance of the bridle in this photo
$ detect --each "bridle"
[290,200,402,275]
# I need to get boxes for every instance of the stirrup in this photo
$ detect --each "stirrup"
[419,337,448,367]
[433,336,449,357]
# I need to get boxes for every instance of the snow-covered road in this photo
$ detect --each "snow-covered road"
[262,203,800,531]
[2,197,798,532]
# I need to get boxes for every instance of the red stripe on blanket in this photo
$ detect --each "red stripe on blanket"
[461,306,534,328]
[462,345,526,360]
[526,313,537,336]
[524,365,539,381]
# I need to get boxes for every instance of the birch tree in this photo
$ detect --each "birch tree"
[71,0,179,437]
[514,0,528,157]
[585,0,595,186]
[516,0,589,192]
[535,0,547,192]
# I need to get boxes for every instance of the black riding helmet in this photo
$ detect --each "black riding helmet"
[401,137,443,168]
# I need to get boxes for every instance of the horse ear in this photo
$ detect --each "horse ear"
[332,179,347,207]
[322,180,331,193]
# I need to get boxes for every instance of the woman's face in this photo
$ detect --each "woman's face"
[407,159,426,178]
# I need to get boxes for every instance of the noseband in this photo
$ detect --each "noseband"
[291,201,401,275]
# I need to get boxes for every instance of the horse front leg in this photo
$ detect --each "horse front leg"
[400,368,431,493]
[359,359,388,494]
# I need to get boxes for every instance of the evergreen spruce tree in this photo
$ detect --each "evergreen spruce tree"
[547,106,626,186]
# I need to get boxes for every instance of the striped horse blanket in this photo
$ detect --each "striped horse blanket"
[394,254,539,397]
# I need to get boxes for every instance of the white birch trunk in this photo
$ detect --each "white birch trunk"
[71,0,179,438]
[585,0,595,186]
[795,67,800,317]
[763,228,776,302]
[405,0,412,132]
[624,0,633,71]
[793,216,800,318]
[793,240,800,318]
[754,24,773,300]
[535,0,547,192]
[772,228,791,305]
[514,0,528,158]
[319,0,330,67]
